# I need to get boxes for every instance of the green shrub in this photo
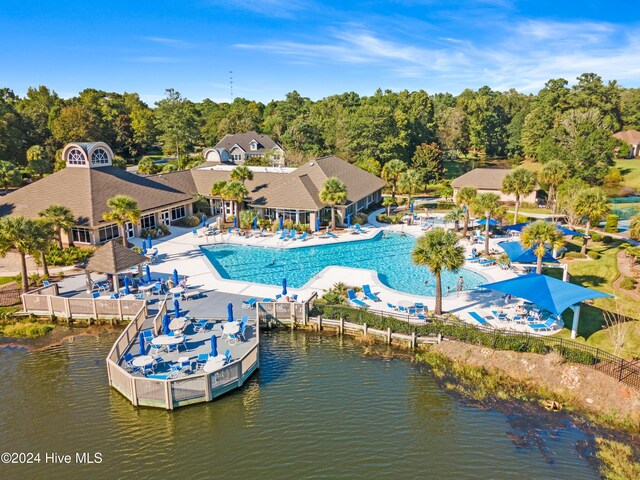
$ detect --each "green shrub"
[436,201,455,210]
[602,235,613,244]
[504,213,529,224]
[565,251,587,259]
[590,232,603,242]
[353,212,368,225]
[604,214,619,233]
[620,277,637,290]
[239,209,258,229]
[173,215,201,228]
[376,213,404,224]
[1,322,55,338]
[44,245,94,266]
[587,250,600,260]
[553,345,596,365]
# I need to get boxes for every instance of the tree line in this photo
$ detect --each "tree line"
[0,73,639,187]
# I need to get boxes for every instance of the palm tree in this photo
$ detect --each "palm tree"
[501,168,537,224]
[38,204,75,248]
[34,219,54,278]
[221,180,249,218]
[399,169,422,206]
[0,216,41,292]
[319,177,347,230]
[455,186,477,237]
[521,221,564,274]
[412,228,465,315]
[472,193,501,255]
[539,160,567,215]
[382,196,397,215]
[629,213,640,240]
[230,165,254,185]
[103,195,141,247]
[381,159,407,201]
[445,206,465,232]
[0,160,22,194]
[575,187,610,254]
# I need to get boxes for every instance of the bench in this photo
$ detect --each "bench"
[182,290,202,301]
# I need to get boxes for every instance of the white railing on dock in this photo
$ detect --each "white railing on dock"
[105,305,260,410]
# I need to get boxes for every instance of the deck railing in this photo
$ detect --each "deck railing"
[106,304,260,409]
[257,300,308,325]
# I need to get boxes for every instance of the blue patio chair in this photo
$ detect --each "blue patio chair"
[92,292,100,299]
[478,259,496,267]
[135,291,145,300]
[262,297,274,302]
[278,229,288,240]
[142,329,154,342]
[224,349,232,365]
[43,280,51,286]
[397,305,406,313]
[326,231,338,239]
[408,307,416,315]
[167,363,182,379]
[242,298,257,309]
[347,289,368,308]
[275,294,282,300]
[110,292,119,299]
[491,310,509,320]
[197,353,210,369]
[150,343,163,357]
[180,357,193,374]
[416,313,426,321]
[362,284,380,302]
[123,353,139,373]
[194,319,209,333]
[355,224,367,234]
[386,302,397,310]
[291,294,298,302]
[415,302,425,312]
[468,311,490,326]
[529,317,557,332]
[152,283,164,295]
[238,323,247,342]
[298,232,308,241]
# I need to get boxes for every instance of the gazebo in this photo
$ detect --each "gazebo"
[85,240,150,293]
[482,273,612,339]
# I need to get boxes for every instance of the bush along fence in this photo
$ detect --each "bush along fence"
[310,304,640,392]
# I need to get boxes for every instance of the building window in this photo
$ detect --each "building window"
[356,198,367,211]
[67,148,86,165]
[91,148,109,165]
[98,224,120,243]
[71,227,91,244]
[141,213,156,230]
[171,205,186,221]
[250,141,258,151]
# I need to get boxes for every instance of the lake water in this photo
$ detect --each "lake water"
[0,332,597,480]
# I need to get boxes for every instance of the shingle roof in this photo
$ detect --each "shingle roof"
[249,156,386,210]
[613,130,640,145]
[190,168,283,201]
[451,168,514,190]
[0,167,194,226]
[214,131,283,153]
[86,240,149,274]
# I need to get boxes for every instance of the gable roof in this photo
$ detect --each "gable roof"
[214,131,283,153]
[0,167,194,227]
[190,167,283,202]
[451,168,514,190]
[86,240,149,274]
[249,156,386,210]
[613,129,640,145]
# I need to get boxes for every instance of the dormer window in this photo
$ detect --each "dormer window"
[249,140,258,151]
[67,148,86,165]
[91,148,109,165]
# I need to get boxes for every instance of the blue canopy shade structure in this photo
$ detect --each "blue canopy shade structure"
[282,277,287,296]
[499,241,559,264]
[173,269,179,286]
[201,214,207,228]
[253,217,258,230]
[482,273,612,316]
[138,331,145,356]
[141,240,147,255]
[315,216,321,232]
[210,335,218,357]
[233,217,238,229]
[477,218,499,227]
[147,235,152,248]
[502,221,585,237]
[227,302,234,322]
[145,264,151,283]
[279,217,284,230]
[162,314,171,335]
[173,298,180,318]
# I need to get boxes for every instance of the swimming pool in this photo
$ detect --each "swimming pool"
[201,232,485,296]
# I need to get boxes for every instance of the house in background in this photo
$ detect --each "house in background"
[203,131,285,166]
[451,168,540,204]
[613,130,640,158]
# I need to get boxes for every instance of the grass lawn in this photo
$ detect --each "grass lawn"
[614,158,640,191]
[511,207,552,215]
[0,276,16,286]
[544,239,640,358]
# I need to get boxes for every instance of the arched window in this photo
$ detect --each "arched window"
[91,148,110,165]
[67,148,86,165]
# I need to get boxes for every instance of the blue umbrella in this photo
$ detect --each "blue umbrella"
[173,298,181,318]
[315,216,321,232]
[210,334,218,357]
[173,269,179,286]
[233,216,237,229]
[410,202,414,213]
[346,214,351,227]
[282,277,287,296]
[201,214,207,227]
[145,264,151,283]
[124,276,131,295]
[147,234,152,248]
[477,218,499,227]
[253,216,258,230]
[141,240,147,255]
[138,331,145,356]
[279,217,284,230]
[227,302,234,322]
[162,314,170,335]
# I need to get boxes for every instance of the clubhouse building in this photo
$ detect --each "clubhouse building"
[0,141,385,246]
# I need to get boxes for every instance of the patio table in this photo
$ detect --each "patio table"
[169,286,185,295]
[132,355,154,368]
[203,355,226,373]
[151,334,185,346]
[222,322,240,336]
[139,283,156,296]
[169,316,188,331]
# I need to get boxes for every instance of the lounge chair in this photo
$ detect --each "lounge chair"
[275,294,282,301]
[286,230,296,240]
[416,313,427,321]
[298,232,308,241]
[491,310,509,320]
[262,297,274,302]
[387,302,397,310]
[347,289,368,308]
[362,284,380,302]
[415,302,425,312]
[326,231,339,239]
[478,259,496,267]
[355,224,367,234]
[529,317,557,332]
[242,298,257,309]
[468,311,490,326]
[466,256,482,263]
[291,294,298,302]
[278,229,288,240]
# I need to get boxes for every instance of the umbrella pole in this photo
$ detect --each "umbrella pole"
[114,275,120,294]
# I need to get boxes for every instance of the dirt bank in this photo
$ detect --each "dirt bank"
[0,324,123,351]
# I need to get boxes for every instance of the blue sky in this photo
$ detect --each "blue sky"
[1,0,639,105]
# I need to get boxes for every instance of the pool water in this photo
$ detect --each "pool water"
[201,232,485,296]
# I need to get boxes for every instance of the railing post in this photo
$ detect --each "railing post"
[363,323,368,337]
[318,316,322,332]
[340,317,344,335]
[619,358,625,382]
[411,331,416,349]
[92,298,98,320]
[64,297,71,321]
[165,381,173,410]
[130,376,138,406]
[118,300,123,322]
[387,327,391,344]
